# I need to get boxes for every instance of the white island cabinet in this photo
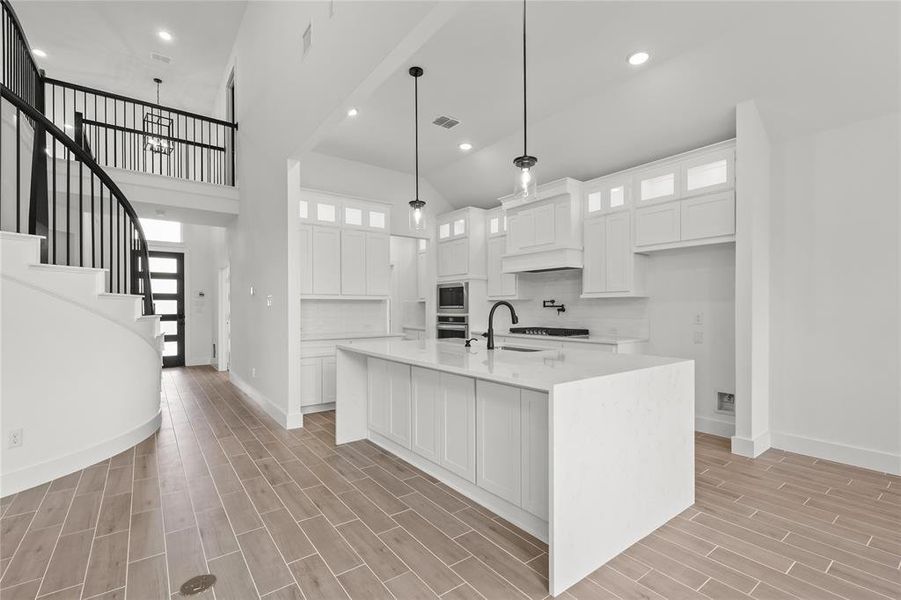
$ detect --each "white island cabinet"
[335,339,694,596]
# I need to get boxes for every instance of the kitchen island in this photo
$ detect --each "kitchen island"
[335,339,694,596]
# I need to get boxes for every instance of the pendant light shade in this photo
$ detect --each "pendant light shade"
[512,0,538,201]
[408,66,427,231]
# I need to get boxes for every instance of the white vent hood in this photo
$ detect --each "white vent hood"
[500,178,584,273]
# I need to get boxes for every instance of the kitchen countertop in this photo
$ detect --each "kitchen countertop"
[470,330,648,346]
[336,338,686,392]
[301,332,405,342]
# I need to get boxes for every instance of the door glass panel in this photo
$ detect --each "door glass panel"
[151,279,178,294]
[368,211,386,228]
[640,173,675,201]
[156,300,178,315]
[587,191,602,213]
[439,223,451,239]
[418,239,427,251]
[163,341,178,356]
[609,186,625,208]
[453,219,465,235]
[148,256,177,273]
[160,321,178,335]
[317,203,336,222]
[299,200,309,219]
[686,159,728,191]
[489,217,499,234]
[344,207,362,226]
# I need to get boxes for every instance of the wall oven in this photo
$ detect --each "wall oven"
[437,282,468,314]
[436,315,468,339]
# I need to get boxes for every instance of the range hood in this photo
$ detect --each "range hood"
[499,178,584,274]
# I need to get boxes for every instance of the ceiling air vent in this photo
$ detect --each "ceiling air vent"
[150,52,172,65]
[432,115,461,129]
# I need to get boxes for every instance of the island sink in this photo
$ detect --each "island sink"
[334,339,694,596]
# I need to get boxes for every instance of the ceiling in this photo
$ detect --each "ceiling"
[314,1,900,208]
[13,0,247,115]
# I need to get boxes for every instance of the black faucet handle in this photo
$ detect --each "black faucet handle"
[464,338,479,347]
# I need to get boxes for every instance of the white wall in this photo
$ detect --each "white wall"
[647,245,736,437]
[219,2,442,427]
[770,112,900,474]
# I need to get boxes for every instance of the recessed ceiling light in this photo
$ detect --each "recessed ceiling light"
[32,48,47,58]
[458,142,472,151]
[157,30,173,42]
[628,51,650,66]
[347,107,359,117]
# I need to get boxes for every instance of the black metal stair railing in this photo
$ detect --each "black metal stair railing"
[1,0,153,315]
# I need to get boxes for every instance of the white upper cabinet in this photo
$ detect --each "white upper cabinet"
[485,207,517,299]
[299,189,391,297]
[416,239,428,302]
[584,175,632,216]
[435,207,486,281]
[582,211,646,297]
[681,147,734,196]
[634,163,681,205]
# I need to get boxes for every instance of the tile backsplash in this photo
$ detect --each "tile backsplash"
[301,299,388,337]
[482,269,649,338]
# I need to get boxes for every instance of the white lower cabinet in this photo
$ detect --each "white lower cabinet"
[321,357,336,404]
[411,368,442,463]
[367,358,411,449]
[411,368,476,482]
[520,390,549,518]
[476,381,523,506]
[300,357,322,407]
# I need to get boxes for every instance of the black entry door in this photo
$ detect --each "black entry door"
[142,250,185,368]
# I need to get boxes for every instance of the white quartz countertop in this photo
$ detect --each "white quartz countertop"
[302,333,405,342]
[336,339,687,392]
[470,330,648,346]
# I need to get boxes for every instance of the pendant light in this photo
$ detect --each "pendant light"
[512,0,537,200]
[408,66,427,231]
[144,78,174,155]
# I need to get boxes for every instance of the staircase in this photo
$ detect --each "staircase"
[0,0,163,495]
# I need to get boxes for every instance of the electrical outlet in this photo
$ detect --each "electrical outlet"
[693,331,704,344]
[8,428,23,448]
[694,312,704,325]
[251,368,257,378]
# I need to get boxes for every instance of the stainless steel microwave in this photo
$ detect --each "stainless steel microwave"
[437,282,468,314]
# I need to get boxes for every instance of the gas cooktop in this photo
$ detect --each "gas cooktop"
[509,327,590,338]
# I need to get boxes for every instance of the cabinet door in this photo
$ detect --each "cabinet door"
[312,226,341,295]
[440,373,476,483]
[321,356,337,404]
[521,390,548,519]
[437,241,452,278]
[486,237,515,298]
[411,367,441,463]
[582,217,606,294]
[300,357,322,407]
[367,358,390,436]
[416,253,427,301]
[476,381,522,505]
[635,202,681,247]
[605,212,632,292]
[341,230,366,295]
[512,209,535,250]
[680,192,735,241]
[387,361,412,449]
[299,225,313,295]
[365,234,391,296]
[450,238,469,276]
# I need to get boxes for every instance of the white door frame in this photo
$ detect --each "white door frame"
[217,264,230,372]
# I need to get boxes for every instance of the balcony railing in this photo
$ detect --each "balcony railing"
[45,78,237,187]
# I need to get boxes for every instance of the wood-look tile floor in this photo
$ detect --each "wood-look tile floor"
[2,367,899,600]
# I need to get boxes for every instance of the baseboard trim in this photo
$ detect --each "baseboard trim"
[0,410,161,496]
[771,431,901,476]
[731,431,772,458]
[302,402,336,415]
[696,416,735,438]
[230,372,303,430]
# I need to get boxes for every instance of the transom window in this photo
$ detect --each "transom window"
[140,218,182,243]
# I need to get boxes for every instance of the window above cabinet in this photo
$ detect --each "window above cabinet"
[299,189,391,231]
[584,176,631,215]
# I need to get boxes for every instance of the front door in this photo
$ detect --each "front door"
[143,250,186,368]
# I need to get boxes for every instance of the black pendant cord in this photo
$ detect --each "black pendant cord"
[522,0,527,158]
[414,71,419,201]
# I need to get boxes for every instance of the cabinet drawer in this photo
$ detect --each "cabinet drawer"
[680,192,735,241]
[635,202,681,247]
